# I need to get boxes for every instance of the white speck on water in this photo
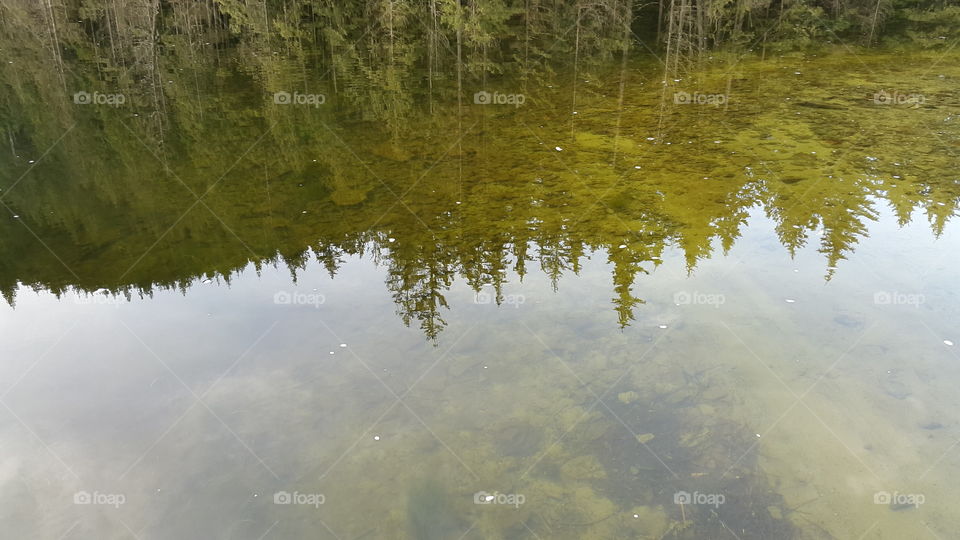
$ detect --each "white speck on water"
[339,343,347,348]
[633,514,639,519]
[388,237,396,243]
[646,137,655,141]
[483,366,488,369]
[373,435,380,441]
[555,146,563,151]
[455,201,462,205]
[785,299,796,303]
[756,433,761,437]
[301,210,307,214]
[634,165,641,169]
[658,324,668,329]
[618,244,627,249]
[329,351,335,355]
[866,156,878,162]
[946,340,955,346]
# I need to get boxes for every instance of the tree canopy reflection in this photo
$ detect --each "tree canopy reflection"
[1,1,958,338]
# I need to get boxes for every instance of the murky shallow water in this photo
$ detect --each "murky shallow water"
[1,36,959,539]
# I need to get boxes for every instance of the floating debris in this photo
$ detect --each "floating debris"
[945,340,955,347]
[636,433,655,444]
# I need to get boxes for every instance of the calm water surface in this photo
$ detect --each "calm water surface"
[1,34,959,540]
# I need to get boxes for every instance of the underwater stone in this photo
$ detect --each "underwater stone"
[636,433,655,444]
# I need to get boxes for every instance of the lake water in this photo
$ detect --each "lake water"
[0,26,959,540]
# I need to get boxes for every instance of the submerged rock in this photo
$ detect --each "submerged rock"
[407,479,465,540]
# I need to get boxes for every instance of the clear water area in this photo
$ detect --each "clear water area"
[0,48,959,539]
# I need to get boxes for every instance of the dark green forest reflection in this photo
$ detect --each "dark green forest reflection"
[1,1,959,338]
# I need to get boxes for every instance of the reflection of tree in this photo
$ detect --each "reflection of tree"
[0,2,958,338]
[386,240,454,340]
